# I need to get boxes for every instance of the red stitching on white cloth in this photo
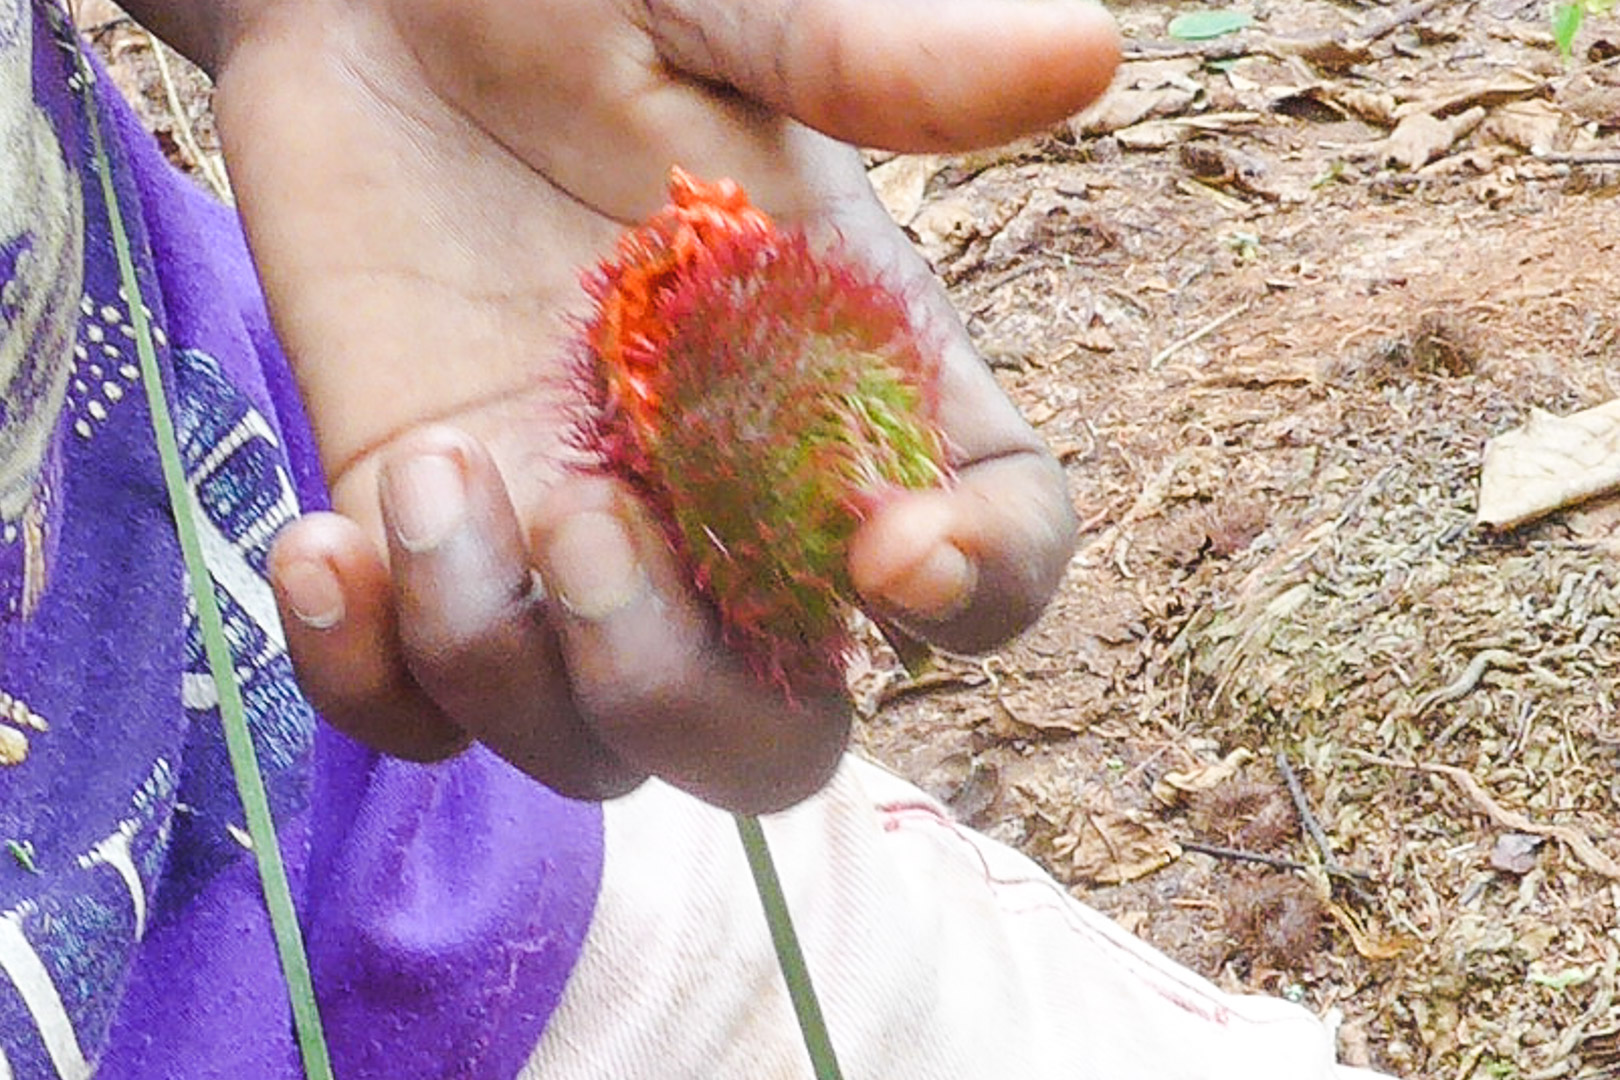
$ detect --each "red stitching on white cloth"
[875,797,1241,1028]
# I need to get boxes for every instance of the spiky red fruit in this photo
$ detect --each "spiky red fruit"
[574,169,951,692]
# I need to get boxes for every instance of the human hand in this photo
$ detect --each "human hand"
[199,0,1119,812]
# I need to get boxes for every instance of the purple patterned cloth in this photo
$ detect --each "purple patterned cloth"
[0,3,604,1076]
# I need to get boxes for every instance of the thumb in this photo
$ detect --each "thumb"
[643,0,1122,152]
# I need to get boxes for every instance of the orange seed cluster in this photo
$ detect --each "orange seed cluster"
[586,168,774,433]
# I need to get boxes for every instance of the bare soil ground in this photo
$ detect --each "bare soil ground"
[90,0,1620,1076]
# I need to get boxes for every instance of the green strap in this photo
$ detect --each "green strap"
[71,40,337,1080]
[736,815,846,1080]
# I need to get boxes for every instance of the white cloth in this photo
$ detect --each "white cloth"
[524,756,1388,1078]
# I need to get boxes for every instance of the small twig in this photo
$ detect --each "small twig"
[1332,863,1378,885]
[145,30,232,204]
[1416,647,1524,723]
[1276,750,1377,897]
[1277,750,1335,860]
[1355,0,1447,43]
[975,260,1052,301]
[1451,1044,1489,1080]
[1349,750,1620,881]
[1150,301,1251,370]
[1182,839,1309,872]
[873,666,988,710]
[82,14,136,36]
[1534,151,1620,166]
[1122,39,1258,63]
[1183,839,1379,884]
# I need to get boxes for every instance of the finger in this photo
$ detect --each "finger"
[327,0,1117,228]
[270,512,472,762]
[533,477,850,814]
[643,0,1122,152]
[850,452,1077,655]
[748,162,1077,653]
[378,427,646,801]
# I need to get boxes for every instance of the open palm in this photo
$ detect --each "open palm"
[203,0,1119,811]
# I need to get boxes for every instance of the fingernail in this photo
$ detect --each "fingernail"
[279,557,345,630]
[546,510,646,620]
[386,451,465,552]
[891,542,976,622]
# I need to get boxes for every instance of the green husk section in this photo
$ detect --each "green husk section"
[646,237,946,688]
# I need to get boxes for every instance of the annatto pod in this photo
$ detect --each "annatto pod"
[574,168,951,693]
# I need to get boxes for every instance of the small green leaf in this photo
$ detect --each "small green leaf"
[1553,1,1584,58]
[6,839,39,875]
[1168,10,1254,40]
[1311,159,1347,189]
[1528,965,1594,991]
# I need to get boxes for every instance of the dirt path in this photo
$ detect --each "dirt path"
[852,4,1620,1077]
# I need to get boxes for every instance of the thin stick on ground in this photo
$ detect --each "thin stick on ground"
[1150,301,1251,370]
[1355,0,1446,43]
[1181,839,1377,883]
[1535,151,1620,167]
[1181,839,1309,873]
[1276,750,1377,897]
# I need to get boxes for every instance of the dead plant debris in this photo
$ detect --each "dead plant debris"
[855,2,1620,1075]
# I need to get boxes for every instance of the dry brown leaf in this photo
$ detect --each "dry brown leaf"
[1328,902,1414,961]
[1064,802,1182,885]
[1114,910,1150,936]
[1333,87,1400,127]
[1115,112,1263,151]
[1197,362,1315,388]
[1114,57,1204,89]
[1270,81,1397,124]
[1382,107,1485,170]
[1565,494,1620,541]
[1560,77,1620,128]
[1152,747,1255,807]
[1114,119,1194,151]
[909,195,983,252]
[1477,400,1620,529]
[1417,145,1513,177]
[1268,84,1349,122]
[868,155,940,228]
[1178,142,1279,200]
[1481,98,1563,155]
[989,689,1090,735]
[1277,36,1375,73]
[1072,87,1200,137]
[1395,72,1547,121]
[1070,319,1117,354]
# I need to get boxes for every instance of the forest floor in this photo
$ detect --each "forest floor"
[87,0,1620,1075]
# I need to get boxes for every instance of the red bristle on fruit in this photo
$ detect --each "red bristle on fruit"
[574,168,951,693]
